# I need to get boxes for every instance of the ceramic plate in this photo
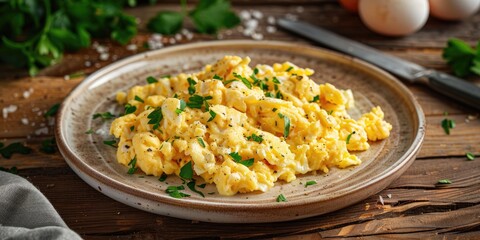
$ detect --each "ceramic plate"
[56,40,425,223]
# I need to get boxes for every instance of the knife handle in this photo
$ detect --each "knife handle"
[423,71,480,110]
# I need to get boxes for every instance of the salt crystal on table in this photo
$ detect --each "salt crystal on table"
[252,33,263,40]
[251,10,263,19]
[35,127,49,135]
[169,38,176,44]
[99,53,109,61]
[266,26,277,33]
[2,105,18,119]
[21,118,29,125]
[387,194,392,199]
[245,19,259,30]
[126,44,137,51]
[240,10,251,20]
[267,16,276,25]
[379,195,384,205]
[175,34,182,41]
[285,13,298,21]
[84,61,92,67]
[152,34,162,41]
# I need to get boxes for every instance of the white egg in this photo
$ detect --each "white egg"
[429,0,480,20]
[359,0,430,36]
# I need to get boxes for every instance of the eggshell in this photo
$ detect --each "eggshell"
[359,0,429,36]
[429,0,480,20]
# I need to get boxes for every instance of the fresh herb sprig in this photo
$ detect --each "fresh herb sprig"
[443,38,480,77]
[0,142,32,159]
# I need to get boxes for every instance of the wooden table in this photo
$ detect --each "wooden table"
[1,1,480,239]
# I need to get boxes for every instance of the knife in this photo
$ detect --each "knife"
[278,18,480,110]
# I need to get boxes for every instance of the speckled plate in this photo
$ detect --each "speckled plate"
[56,40,425,223]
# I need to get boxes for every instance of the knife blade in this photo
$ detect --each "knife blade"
[278,18,480,110]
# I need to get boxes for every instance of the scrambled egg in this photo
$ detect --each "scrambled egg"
[110,56,392,196]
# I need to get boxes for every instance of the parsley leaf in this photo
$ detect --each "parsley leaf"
[166,185,190,198]
[305,180,317,187]
[346,131,356,144]
[146,76,158,84]
[40,138,56,154]
[147,107,163,130]
[229,152,254,167]
[127,156,137,175]
[466,152,475,161]
[124,103,137,115]
[272,77,281,84]
[175,99,187,115]
[187,179,205,197]
[246,134,263,143]
[187,95,212,110]
[286,66,293,72]
[187,77,197,95]
[147,11,184,35]
[213,74,223,80]
[276,194,287,202]
[441,118,455,135]
[134,95,144,103]
[189,0,240,34]
[207,110,217,122]
[103,140,117,148]
[278,113,291,138]
[180,161,193,179]
[159,173,168,182]
[197,137,206,148]
[310,95,320,103]
[85,129,95,134]
[0,142,32,159]
[44,103,60,117]
[443,38,478,77]
[437,179,452,184]
[93,112,115,120]
[233,72,252,89]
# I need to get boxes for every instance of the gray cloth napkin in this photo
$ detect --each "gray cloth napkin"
[0,171,82,240]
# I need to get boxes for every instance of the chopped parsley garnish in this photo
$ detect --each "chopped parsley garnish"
[346,131,356,144]
[207,110,217,122]
[466,152,475,161]
[233,72,252,89]
[197,138,206,148]
[223,79,238,85]
[253,68,259,75]
[127,156,137,174]
[159,173,168,182]
[327,110,334,115]
[305,180,317,187]
[229,152,254,167]
[40,138,56,154]
[146,76,158,84]
[213,74,223,80]
[272,108,277,112]
[275,91,284,99]
[247,134,263,143]
[166,185,190,198]
[187,77,197,95]
[437,179,452,184]
[441,118,455,135]
[0,166,18,174]
[197,183,207,188]
[85,129,95,134]
[44,103,60,117]
[286,66,293,72]
[124,104,137,114]
[134,95,144,103]
[276,194,287,202]
[0,142,32,159]
[160,75,171,79]
[130,126,135,131]
[175,99,187,115]
[310,95,320,103]
[147,107,163,130]
[187,95,213,110]
[93,112,115,120]
[265,92,275,98]
[103,140,117,148]
[179,161,193,179]
[187,180,205,198]
[278,113,291,138]
[272,77,281,84]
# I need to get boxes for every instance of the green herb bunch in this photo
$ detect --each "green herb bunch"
[443,38,480,77]
[0,0,138,76]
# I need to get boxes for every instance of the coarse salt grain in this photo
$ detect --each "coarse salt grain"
[251,10,263,19]
[175,34,182,41]
[35,127,49,135]
[95,129,106,135]
[2,105,18,119]
[64,75,70,81]
[99,53,109,61]
[152,33,162,41]
[266,26,277,33]
[267,16,276,25]
[21,118,29,125]
[23,88,34,99]
[285,13,298,21]
[169,38,176,44]
[387,194,392,199]
[126,44,137,51]
[240,10,251,20]
[252,33,264,40]
[84,61,92,67]
[379,195,384,205]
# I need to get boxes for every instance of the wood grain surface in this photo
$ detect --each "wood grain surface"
[1,1,480,239]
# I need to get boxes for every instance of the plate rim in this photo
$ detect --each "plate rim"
[55,40,426,220]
